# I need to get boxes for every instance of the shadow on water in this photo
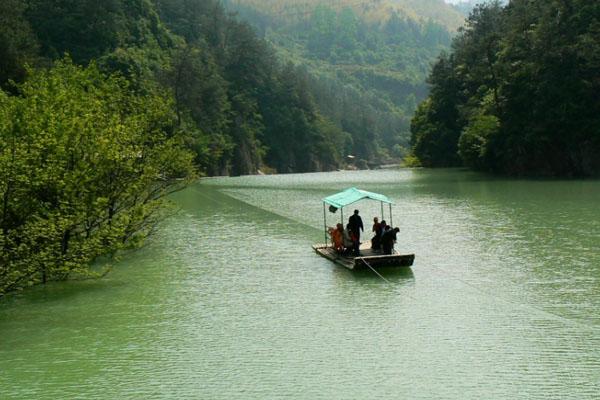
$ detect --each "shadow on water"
[174,182,331,244]
[353,267,414,283]
[1,277,125,309]
[332,264,415,287]
[326,265,417,308]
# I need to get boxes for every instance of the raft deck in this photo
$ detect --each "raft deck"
[312,243,415,271]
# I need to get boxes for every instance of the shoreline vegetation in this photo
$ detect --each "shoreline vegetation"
[410,0,600,177]
[0,60,197,294]
[1,0,598,294]
[0,0,352,294]
[0,0,441,294]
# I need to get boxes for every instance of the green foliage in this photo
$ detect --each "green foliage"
[402,154,422,168]
[0,0,39,89]
[2,0,350,177]
[162,43,233,175]
[26,0,126,62]
[0,60,196,294]
[227,0,466,33]
[224,1,455,165]
[458,114,499,170]
[25,0,173,64]
[259,63,346,172]
[410,53,463,167]
[1,0,407,292]
[155,0,347,174]
[410,0,600,176]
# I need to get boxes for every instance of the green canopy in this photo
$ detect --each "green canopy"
[323,187,393,209]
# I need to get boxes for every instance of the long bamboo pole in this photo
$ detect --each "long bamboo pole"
[360,258,390,284]
[323,202,328,246]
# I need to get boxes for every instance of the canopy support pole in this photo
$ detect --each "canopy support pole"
[341,208,344,228]
[389,203,393,228]
[323,202,328,247]
[380,201,384,221]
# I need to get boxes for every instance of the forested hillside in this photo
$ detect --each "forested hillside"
[448,0,486,16]
[229,0,465,31]
[1,0,350,176]
[225,0,461,163]
[411,0,600,176]
[0,0,354,293]
[448,0,508,17]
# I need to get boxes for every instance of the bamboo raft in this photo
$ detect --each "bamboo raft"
[315,187,416,271]
[312,242,415,271]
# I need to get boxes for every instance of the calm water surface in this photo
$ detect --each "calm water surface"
[1,169,599,399]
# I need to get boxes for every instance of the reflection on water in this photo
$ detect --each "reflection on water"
[1,169,599,399]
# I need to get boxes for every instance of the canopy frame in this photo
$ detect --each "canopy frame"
[322,188,393,247]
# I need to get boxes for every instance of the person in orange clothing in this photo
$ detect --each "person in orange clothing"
[328,223,345,253]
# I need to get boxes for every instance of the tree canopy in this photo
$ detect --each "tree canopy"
[411,0,600,176]
[225,0,455,164]
[0,60,196,293]
[0,0,356,292]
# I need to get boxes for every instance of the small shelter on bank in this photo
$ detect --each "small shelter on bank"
[313,187,415,271]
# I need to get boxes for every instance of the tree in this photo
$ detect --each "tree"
[0,0,39,89]
[26,0,125,63]
[458,114,499,170]
[411,53,463,167]
[308,5,337,59]
[0,59,196,294]
[411,0,600,176]
[165,43,233,175]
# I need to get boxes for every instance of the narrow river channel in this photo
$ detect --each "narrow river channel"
[1,169,599,399]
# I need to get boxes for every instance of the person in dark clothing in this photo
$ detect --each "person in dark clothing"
[381,227,399,255]
[342,224,354,256]
[371,217,381,250]
[348,209,364,256]
[379,220,387,234]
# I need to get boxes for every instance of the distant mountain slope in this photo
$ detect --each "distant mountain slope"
[448,0,509,16]
[225,0,463,162]
[230,0,466,31]
[398,0,468,30]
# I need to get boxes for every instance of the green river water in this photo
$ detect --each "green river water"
[1,169,599,399]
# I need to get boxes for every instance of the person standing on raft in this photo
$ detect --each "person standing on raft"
[381,227,400,255]
[371,217,381,250]
[328,223,344,253]
[348,209,364,256]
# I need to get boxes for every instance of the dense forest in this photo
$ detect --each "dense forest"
[0,0,472,292]
[0,0,366,293]
[410,0,600,176]
[228,0,466,31]
[448,0,506,16]
[226,0,459,163]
